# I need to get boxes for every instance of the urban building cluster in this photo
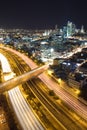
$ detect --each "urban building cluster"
[0,21,87,99]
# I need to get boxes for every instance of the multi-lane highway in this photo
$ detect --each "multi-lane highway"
[28,79,87,130]
[0,49,65,129]
[0,51,45,130]
[2,46,87,122]
[1,46,87,122]
[39,73,87,121]
[0,47,87,129]
[8,87,44,130]
[0,64,49,93]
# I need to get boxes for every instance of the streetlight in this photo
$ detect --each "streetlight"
[58,78,62,84]
[50,48,54,53]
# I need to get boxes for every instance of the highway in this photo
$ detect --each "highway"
[8,87,44,130]
[0,51,44,130]
[28,79,87,130]
[0,49,65,129]
[39,73,87,121]
[2,46,87,123]
[1,47,87,129]
[0,53,12,73]
[0,64,49,93]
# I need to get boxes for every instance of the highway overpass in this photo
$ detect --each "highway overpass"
[0,64,49,93]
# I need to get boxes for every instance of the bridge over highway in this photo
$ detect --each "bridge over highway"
[0,64,49,93]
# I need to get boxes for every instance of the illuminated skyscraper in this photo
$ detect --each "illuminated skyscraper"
[81,25,85,33]
[67,21,76,37]
[63,26,67,37]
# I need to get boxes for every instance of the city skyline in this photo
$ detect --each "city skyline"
[0,0,87,29]
[0,17,87,129]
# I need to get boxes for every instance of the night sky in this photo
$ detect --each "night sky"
[0,0,87,29]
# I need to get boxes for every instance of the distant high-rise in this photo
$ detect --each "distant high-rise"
[63,26,67,37]
[67,21,76,37]
[55,24,58,31]
[81,25,85,33]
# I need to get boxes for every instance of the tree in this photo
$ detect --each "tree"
[49,90,55,96]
